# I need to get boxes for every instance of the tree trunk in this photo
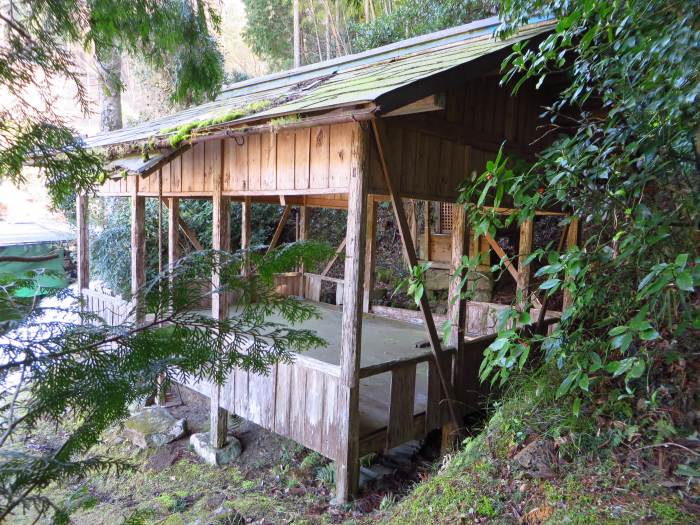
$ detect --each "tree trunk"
[95,48,123,132]
[293,0,301,67]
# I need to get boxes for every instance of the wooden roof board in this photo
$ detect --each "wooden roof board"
[83,18,554,150]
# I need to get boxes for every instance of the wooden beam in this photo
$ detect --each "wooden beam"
[383,93,446,117]
[130,180,146,323]
[371,118,460,433]
[159,198,203,251]
[267,205,291,254]
[76,193,89,292]
[363,198,377,312]
[517,219,534,306]
[336,123,368,504]
[320,236,346,277]
[394,114,530,157]
[483,233,519,283]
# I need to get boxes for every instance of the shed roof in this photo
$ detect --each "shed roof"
[83,17,554,151]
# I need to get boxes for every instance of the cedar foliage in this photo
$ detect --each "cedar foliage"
[0,242,334,523]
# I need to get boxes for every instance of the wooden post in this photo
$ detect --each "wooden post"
[212,195,231,319]
[371,119,460,433]
[76,193,89,293]
[168,198,180,268]
[130,182,146,323]
[210,386,228,448]
[423,201,431,260]
[241,197,251,275]
[336,123,368,503]
[298,205,308,295]
[363,198,377,312]
[517,219,534,306]
[448,204,468,348]
[210,163,231,448]
[562,217,580,311]
[445,203,468,450]
[372,119,459,428]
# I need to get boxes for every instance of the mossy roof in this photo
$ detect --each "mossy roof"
[83,16,554,150]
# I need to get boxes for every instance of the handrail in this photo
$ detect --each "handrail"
[358,316,560,379]
[303,272,343,284]
[359,346,456,379]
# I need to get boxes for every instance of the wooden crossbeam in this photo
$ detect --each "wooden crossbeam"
[320,236,346,277]
[371,118,460,432]
[484,232,542,309]
[160,198,203,251]
[483,233,519,282]
[266,205,291,254]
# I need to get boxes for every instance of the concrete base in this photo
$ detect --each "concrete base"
[190,432,242,466]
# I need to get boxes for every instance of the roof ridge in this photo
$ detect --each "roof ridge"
[218,15,503,94]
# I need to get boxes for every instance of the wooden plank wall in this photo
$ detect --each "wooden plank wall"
[82,289,131,326]
[99,123,357,198]
[368,76,547,201]
[186,356,343,462]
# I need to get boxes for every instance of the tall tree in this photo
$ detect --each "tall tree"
[0,0,225,206]
[95,48,123,132]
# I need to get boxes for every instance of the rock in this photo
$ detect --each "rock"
[190,432,242,466]
[209,506,244,525]
[123,407,186,448]
[514,437,554,478]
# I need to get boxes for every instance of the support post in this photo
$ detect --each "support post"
[336,123,368,503]
[445,203,468,449]
[168,198,180,268]
[517,218,534,306]
[423,201,431,260]
[298,204,308,295]
[76,193,89,293]
[363,198,377,312]
[562,217,580,311]
[210,166,231,448]
[371,119,460,433]
[130,183,146,324]
[241,197,251,275]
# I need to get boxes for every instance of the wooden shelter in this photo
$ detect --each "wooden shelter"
[78,16,575,502]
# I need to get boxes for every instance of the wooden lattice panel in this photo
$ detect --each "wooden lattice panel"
[439,202,454,233]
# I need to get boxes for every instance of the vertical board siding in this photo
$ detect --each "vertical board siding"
[261,133,277,190]
[276,130,296,190]
[294,128,311,189]
[187,358,342,462]
[98,123,358,198]
[309,126,330,188]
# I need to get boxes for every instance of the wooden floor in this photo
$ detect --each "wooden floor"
[226,301,432,438]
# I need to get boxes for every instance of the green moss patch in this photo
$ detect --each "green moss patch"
[160,99,275,148]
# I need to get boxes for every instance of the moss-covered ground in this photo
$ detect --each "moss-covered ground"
[365,371,698,525]
[11,367,697,524]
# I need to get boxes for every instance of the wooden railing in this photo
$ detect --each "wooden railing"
[357,316,561,454]
[81,288,131,326]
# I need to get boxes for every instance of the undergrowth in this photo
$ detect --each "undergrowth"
[380,365,698,525]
